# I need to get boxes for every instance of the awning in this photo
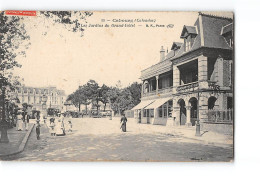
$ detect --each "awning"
[131,100,155,110]
[144,97,172,109]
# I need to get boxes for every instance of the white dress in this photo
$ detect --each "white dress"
[56,120,65,135]
[49,122,56,134]
[16,114,24,131]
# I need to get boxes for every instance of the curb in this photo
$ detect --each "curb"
[136,124,233,148]
[161,131,233,148]
[0,123,35,157]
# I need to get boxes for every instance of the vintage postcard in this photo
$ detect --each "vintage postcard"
[0,11,234,162]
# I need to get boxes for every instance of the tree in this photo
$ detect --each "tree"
[0,11,93,142]
[1,11,93,106]
[100,84,110,111]
[82,80,99,113]
[127,82,142,107]
[67,87,85,112]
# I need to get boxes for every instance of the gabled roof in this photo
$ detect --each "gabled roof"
[180,25,198,38]
[171,42,183,50]
[169,12,233,61]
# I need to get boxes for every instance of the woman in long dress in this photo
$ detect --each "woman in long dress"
[56,116,66,136]
[16,111,24,131]
[120,114,127,132]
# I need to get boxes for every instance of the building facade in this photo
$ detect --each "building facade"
[12,86,66,112]
[132,13,233,133]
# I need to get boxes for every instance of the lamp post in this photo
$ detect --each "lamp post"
[195,89,201,136]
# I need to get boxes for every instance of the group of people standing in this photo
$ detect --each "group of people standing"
[16,109,32,131]
[48,113,73,136]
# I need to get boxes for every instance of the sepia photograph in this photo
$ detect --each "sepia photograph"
[0,11,234,162]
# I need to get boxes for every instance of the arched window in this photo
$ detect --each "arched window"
[208,96,217,110]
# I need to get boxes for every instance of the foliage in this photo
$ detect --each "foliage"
[0,11,93,93]
[40,11,93,36]
[67,80,142,115]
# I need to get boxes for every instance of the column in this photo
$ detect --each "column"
[173,65,180,94]
[199,94,208,123]
[198,55,208,89]
[156,75,159,95]
[217,56,224,87]
[173,107,180,126]
[185,106,192,126]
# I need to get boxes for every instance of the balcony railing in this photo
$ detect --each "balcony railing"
[142,86,173,97]
[142,90,156,97]
[204,109,233,124]
[158,86,173,94]
[176,81,199,92]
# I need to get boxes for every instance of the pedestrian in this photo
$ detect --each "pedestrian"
[16,110,23,131]
[68,120,72,132]
[49,120,56,136]
[50,116,55,125]
[25,114,30,131]
[56,115,66,136]
[22,110,26,130]
[120,114,127,132]
[36,119,41,140]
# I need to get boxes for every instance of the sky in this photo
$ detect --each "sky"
[12,11,233,95]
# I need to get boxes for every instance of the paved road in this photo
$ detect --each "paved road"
[2,117,233,162]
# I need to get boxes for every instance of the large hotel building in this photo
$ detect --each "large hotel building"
[12,86,66,112]
[132,13,233,134]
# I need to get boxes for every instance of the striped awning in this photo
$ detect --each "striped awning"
[144,97,172,109]
[131,100,155,110]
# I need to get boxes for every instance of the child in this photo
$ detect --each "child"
[68,120,72,132]
[49,120,56,136]
[36,120,41,140]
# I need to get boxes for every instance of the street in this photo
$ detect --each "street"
[1,117,233,162]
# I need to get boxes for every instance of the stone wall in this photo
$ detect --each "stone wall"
[153,117,167,125]
[201,122,233,135]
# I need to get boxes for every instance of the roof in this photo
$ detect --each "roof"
[221,23,233,35]
[180,26,198,38]
[170,13,233,61]
[141,13,233,78]
[171,42,183,50]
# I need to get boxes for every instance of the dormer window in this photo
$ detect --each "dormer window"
[171,42,182,56]
[221,23,233,48]
[180,25,198,52]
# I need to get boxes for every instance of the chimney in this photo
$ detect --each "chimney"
[160,46,165,61]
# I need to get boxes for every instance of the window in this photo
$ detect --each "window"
[150,109,154,118]
[163,105,167,118]
[158,107,163,117]
[168,101,173,117]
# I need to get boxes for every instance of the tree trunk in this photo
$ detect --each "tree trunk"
[104,102,106,111]
[78,104,81,112]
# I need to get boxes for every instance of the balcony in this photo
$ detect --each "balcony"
[142,90,156,97]
[158,86,173,95]
[141,59,172,80]
[175,81,221,93]
[176,81,199,93]
[142,86,173,99]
